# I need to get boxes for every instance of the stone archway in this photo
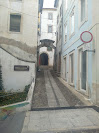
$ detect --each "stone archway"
[39,53,48,66]
[37,39,56,70]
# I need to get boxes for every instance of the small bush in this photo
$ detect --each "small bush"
[0,92,27,106]
[24,84,31,93]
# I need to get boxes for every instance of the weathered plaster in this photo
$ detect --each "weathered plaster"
[0,44,36,62]
[0,36,37,55]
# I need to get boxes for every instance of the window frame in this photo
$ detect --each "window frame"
[48,13,53,20]
[69,50,75,86]
[77,45,88,96]
[59,24,62,40]
[64,0,68,12]
[57,15,59,24]
[78,0,88,28]
[47,47,52,51]
[48,25,53,33]
[10,0,23,2]
[69,7,75,38]
[64,22,67,44]
[9,13,22,33]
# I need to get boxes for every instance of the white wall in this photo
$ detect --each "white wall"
[40,8,57,66]
[0,0,38,92]
[55,0,62,72]
[0,48,35,92]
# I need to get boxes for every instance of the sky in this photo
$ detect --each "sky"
[43,0,55,8]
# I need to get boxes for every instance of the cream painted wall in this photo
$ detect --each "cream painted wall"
[0,0,38,47]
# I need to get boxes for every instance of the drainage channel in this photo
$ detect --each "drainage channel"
[31,105,99,113]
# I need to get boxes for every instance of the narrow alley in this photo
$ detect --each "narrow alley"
[32,67,84,109]
[21,67,99,133]
[0,0,99,133]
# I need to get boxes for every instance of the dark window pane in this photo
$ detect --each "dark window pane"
[81,0,85,21]
[48,26,52,33]
[47,47,52,51]
[48,13,53,20]
[10,14,21,32]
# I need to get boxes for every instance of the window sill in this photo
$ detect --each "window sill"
[79,18,88,29]
[8,31,22,34]
[69,83,75,87]
[10,0,23,3]
[69,32,75,40]
[77,89,88,96]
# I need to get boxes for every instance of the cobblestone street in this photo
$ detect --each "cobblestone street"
[25,68,99,133]
[32,69,84,109]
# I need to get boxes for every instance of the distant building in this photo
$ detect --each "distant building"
[0,0,42,92]
[38,8,57,67]
[55,0,99,105]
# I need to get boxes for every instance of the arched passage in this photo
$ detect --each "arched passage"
[39,53,48,65]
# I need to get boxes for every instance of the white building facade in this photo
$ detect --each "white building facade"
[39,8,57,67]
[0,0,38,92]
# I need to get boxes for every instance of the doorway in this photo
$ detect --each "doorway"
[63,57,67,80]
[79,49,87,91]
[39,53,48,66]
[58,52,61,73]
[69,53,74,84]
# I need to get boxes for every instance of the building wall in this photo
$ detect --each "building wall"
[0,48,35,92]
[39,8,57,66]
[0,0,38,92]
[61,0,99,104]
[0,0,38,50]
[91,0,99,104]
[54,0,62,73]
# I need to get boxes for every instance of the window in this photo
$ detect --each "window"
[57,15,59,24]
[60,4,62,17]
[56,32,58,43]
[70,9,75,35]
[65,0,68,10]
[64,57,67,80]
[10,14,21,32]
[81,0,85,22]
[64,23,67,43]
[59,25,62,39]
[48,25,52,33]
[48,13,53,20]
[69,53,74,84]
[47,47,52,51]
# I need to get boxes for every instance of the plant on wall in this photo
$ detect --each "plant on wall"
[0,65,4,91]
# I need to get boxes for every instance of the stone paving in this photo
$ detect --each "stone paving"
[27,69,99,133]
[21,108,99,133]
[32,70,84,109]
[44,70,69,107]
[32,70,48,108]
